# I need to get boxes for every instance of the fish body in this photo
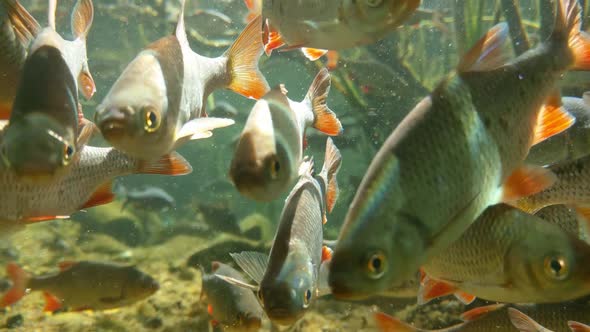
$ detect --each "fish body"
[422,204,590,304]
[229,69,342,201]
[95,0,268,160]
[329,0,590,299]
[201,262,263,332]
[0,146,191,225]
[121,186,176,212]
[526,93,590,166]
[535,204,590,244]
[0,261,159,311]
[230,138,341,325]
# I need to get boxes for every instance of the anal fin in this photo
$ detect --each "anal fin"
[501,165,557,202]
[532,92,575,146]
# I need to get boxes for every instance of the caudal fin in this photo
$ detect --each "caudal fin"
[554,0,590,70]
[0,263,30,307]
[225,15,270,99]
[137,152,193,176]
[321,138,342,214]
[306,68,343,136]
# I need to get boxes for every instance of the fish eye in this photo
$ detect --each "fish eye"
[366,0,383,7]
[143,107,160,132]
[544,255,569,280]
[302,289,312,308]
[366,251,387,279]
[62,144,75,165]
[269,157,280,179]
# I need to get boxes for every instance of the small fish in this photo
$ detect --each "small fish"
[328,0,588,299]
[244,0,420,61]
[200,262,263,332]
[0,146,191,227]
[516,155,590,213]
[420,204,590,304]
[95,0,268,161]
[120,186,176,213]
[229,68,342,202]
[0,261,159,311]
[526,93,590,166]
[223,138,341,326]
[0,0,40,119]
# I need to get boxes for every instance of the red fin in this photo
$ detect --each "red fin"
[226,15,270,99]
[207,303,214,316]
[454,291,476,305]
[501,165,557,202]
[0,263,29,307]
[374,312,419,332]
[307,68,343,136]
[0,103,11,120]
[321,246,333,263]
[81,181,115,209]
[418,276,457,305]
[460,304,506,321]
[569,321,590,332]
[24,215,70,224]
[58,261,77,271]
[301,48,328,61]
[557,0,590,70]
[326,51,339,70]
[532,93,575,145]
[263,21,285,56]
[137,152,193,176]
[43,292,62,312]
[78,71,96,101]
[457,23,511,72]
[508,307,546,332]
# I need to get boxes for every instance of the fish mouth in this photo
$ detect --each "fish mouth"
[98,119,128,140]
[266,308,300,325]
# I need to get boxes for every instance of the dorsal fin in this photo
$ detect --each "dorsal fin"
[48,0,57,30]
[175,0,188,46]
[458,23,512,73]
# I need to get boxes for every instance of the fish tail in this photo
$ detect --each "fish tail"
[508,308,547,331]
[306,68,343,136]
[225,14,270,100]
[555,0,590,69]
[322,138,342,214]
[137,152,193,176]
[3,0,40,44]
[71,0,93,39]
[0,263,30,308]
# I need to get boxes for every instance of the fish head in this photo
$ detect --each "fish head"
[229,99,293,201]
[95,52,173,160]
[346,0,421,38]
[121,267,160,302]
[259,251,314,325]
[0,113,76,181]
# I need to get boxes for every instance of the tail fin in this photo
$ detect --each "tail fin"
[225,15,270,100]
[321,138,342,213]
[137,152,193,176]
[71,0,93,39]
[3,0,40,44]
[0,263,30,307]
[555,0,590,70]
[306,68,342,136]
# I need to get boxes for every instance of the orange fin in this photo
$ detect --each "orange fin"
[501,165,557,202]
[301,48,328,61]
[460,304,506,321]
[78,70,96,100]
[323,137,342,213]
[24,215,70,224]
[0,263,29,307]
[574,206,590,240]
[71,0,94,39]
[307,68,343,136]
[454,291,476,305]
[58,261,77,271]
[43,292,62,312]
[137,152,193,176]
[326,51,339,70]
[321,246,333,263]
[226,14,270,99]
[81,181,115,209]
[0,103,12,120]
[207,303,214,316]
[243,0,261,23]
[557,0,590,70]
[532,92,575,146]
[508,307,547,332]
[263,20,285,56]
[457,23,511,72]
[417,275,457,305]
[374,312,419,332]
[569,321,590,332]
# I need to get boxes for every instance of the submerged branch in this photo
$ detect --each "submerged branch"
[501,0,530,54]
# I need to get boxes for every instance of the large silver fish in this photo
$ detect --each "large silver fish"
[229,68,342,202]
[95,0,268,160]
[222,138,341,326]
[329,0,588,299]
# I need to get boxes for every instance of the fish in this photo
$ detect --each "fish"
[526,92,590,166]
[0,261,159,311]
[535,204,590,244]
[0,0,40,119]
[95,0,268,161]
[419,204,590,304]
[200,262,263,332]
[374,301,590,332]
[229,68,342,202]
[244,0,421,61]
[222,138,341,326]
[120,186,176,213]
[516,155,590,213]
[328,0,589,299]
[0,146,191,227]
